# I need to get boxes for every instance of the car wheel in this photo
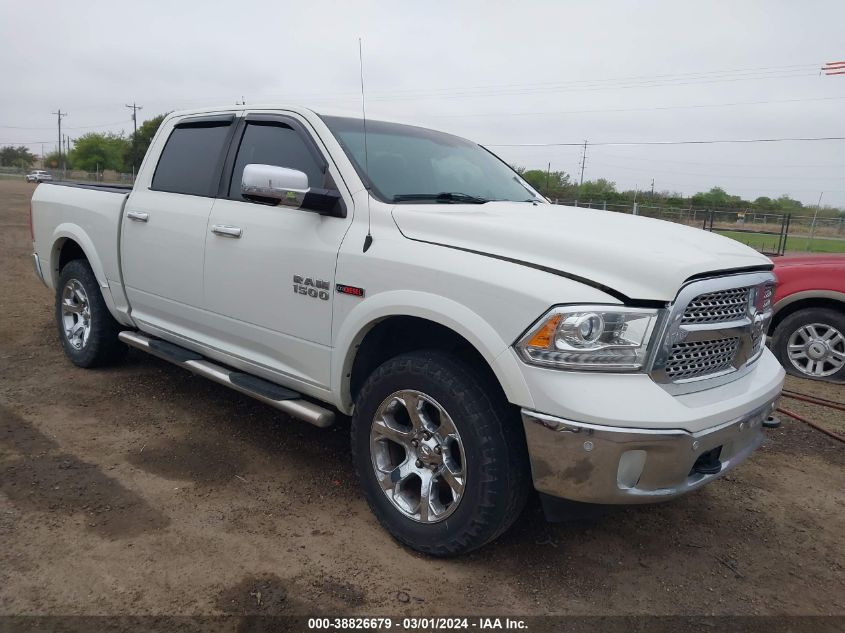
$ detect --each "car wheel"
[351,350,530,556]
[55,259,126,368]
[772,307,845,380]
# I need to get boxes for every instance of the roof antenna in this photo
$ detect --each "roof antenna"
[359,38,374,253]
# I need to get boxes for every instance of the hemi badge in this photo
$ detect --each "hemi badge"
[336,284,365,298]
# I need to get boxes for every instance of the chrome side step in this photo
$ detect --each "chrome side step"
[118,331,335,428]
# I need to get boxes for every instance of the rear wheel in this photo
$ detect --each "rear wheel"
[772,307,845,380]
[55,259,126,368]
[351,350,530,556]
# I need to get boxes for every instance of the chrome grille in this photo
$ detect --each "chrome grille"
[650,271,777,394]
[681,287,751,324]
[665,337,740,381]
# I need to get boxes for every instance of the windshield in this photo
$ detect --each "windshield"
[320,115,542,204]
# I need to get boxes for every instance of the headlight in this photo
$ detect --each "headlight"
[516,305,661,371]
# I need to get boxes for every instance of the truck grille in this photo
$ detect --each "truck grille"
[650,271,776,393]
[681,287,751,324]
[665,337,740,381]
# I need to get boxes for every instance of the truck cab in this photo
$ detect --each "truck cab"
[30,106,785,556]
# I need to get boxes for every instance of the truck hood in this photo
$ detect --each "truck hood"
[392,202,772,302]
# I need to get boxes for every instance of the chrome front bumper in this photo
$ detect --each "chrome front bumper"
[32,252,47,287]
[522,397,778,504]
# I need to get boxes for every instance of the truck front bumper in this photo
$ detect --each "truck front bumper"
[522,395,779,505]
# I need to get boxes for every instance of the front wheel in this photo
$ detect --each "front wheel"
[55,259,126,368]
[351,351,530,556]
[772,307,845,380]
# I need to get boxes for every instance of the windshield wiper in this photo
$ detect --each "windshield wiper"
[392,192,489,204]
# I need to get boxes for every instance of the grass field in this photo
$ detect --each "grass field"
[717,229,845,254]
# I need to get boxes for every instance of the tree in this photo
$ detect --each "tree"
[69,132,130,172]
[0,145,37,169]
[124,114,167,172]
[43,151,68,170]
[579,178,619,201]
[521,169,575,198]
[690,187,743,209]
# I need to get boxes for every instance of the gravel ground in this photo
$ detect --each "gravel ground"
[0,179,843,616]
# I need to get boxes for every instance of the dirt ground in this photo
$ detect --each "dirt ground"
[0,179,843,617]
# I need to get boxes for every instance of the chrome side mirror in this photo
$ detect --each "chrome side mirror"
[241,164,309,208]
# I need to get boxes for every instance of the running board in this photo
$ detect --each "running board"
[118,331,335,428]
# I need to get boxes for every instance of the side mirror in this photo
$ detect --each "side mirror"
[240,163,347,218]
[242,164,309,208]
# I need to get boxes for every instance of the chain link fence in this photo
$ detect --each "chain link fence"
[0,165,134,184]
[554,199,845,254]
[557,199,844,237]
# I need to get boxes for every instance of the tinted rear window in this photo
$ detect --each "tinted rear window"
[152,123,231,196]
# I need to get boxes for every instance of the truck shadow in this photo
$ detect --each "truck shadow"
[0,403,171,539]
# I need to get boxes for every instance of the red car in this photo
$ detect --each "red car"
[770,255,845,381]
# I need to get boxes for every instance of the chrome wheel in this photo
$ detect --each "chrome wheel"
[787,322,845,378]
[370,390,466,523]
[61,279,91,350]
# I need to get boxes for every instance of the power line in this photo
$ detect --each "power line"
[588,160,843,180]
[8,91,838,134]
[593,151,845,170]
[487,136,845,147]
[0,119,131,130]
[358,71,820,103]
[427,94,845,119]
[82,62,822,109]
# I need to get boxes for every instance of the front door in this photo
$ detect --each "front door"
[202,113,353,389]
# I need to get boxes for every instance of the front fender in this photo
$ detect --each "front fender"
[331,289,534,414]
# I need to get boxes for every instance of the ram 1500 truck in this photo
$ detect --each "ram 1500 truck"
[30,106,785,556]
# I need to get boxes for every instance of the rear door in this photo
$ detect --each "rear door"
[201,112,353,388]
[121,113,237,338]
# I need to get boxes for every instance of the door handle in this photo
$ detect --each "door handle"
[127,211,149,222]
[211,224,243,238]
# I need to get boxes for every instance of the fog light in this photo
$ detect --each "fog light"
[617,450,647,489]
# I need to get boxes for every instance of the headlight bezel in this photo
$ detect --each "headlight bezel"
[515,304,664,372]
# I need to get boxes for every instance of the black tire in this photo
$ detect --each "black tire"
[772,306,845,381]
[351,350,530,556]
[55,259,126,368]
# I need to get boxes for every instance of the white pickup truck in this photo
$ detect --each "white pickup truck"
[30,106,784,555]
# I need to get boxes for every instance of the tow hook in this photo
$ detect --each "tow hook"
[691,447,722,476]
[763,415,781,429]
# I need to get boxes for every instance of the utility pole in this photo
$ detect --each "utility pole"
[578,140,588,186]
[650,178,655,200]
[125,102,143,171]
[808,192,824,252]
[545,162,551,196]
[52,109,67,170]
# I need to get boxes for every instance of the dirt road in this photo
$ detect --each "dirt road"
[1,179,843,616]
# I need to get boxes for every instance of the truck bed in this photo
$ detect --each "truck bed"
[44,181,133,194]
[31,181,131,320]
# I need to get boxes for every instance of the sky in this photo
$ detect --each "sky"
[2,0,844,207]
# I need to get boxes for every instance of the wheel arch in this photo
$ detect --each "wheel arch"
[332,292,533,415]
[49,226,106,289]
[770,291,845,334]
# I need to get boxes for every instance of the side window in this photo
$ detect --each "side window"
[152,123,231,196]
[229,123,325,198]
